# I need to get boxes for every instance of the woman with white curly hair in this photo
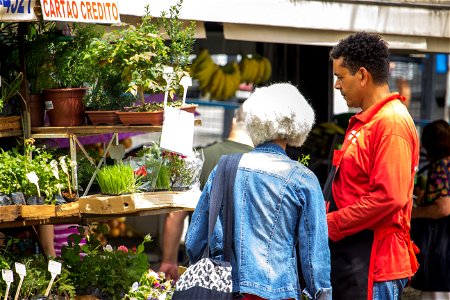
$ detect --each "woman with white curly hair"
[185,83,331,300]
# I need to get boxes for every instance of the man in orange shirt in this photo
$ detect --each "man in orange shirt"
[327,32,420,300]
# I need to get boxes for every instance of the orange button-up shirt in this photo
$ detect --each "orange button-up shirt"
[327,94,420,281]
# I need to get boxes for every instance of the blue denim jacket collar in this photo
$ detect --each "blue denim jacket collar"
[254,142,286,156]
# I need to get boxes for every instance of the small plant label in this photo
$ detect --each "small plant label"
[45,260,61,297]
[14,262,26,276]
[2,269,13,300]
[180,75,192,105]
[109,144,126,161]
[2,269,13,282]
[14,262,26,300]
[160,106,194,157]
[48,260,61,275]
[45,101,54,110]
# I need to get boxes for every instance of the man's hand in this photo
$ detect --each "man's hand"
[159,261,180,281]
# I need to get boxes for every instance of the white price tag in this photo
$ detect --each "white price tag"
[45,101,54,110]
[2,269,13,283]
[48,260,61,275]
[14,263,26,277]
[160,106,194,156]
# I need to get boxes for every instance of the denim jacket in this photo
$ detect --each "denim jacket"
[186,143,332,300]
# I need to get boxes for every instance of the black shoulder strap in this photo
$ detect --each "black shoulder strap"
[203,153,243,261]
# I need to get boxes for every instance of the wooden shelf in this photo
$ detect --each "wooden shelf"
[0,190,200,229]
[30,120,201,138]
[0,130,23,138]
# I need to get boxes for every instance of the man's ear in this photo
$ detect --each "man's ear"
[359,67,369,86]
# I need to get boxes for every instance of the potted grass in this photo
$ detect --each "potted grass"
[83,0,197,125]
[96,164,141,195]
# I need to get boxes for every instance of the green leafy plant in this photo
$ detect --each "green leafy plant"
[298,154,310,166]
[61,224,151,298]
[97,164,140,195]
[0,138,68,203]
[25,22,58,94]
[82,0,195,110]
[40,22,103,89]
[19,256,76,299]
[0,72,23,112]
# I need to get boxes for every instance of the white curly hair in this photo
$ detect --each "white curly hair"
[243,83,315,147]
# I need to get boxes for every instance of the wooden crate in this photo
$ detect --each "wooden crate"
[78,190,201,215]
[0,116,22,131]
[19,204,56,219]
[0,205,19,222]
[55,201,80,217]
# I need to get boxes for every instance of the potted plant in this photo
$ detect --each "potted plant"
[0,71,24,132]
[96,164,142,195]
[24,22,58,127]
[39,22,103,126]
[0,138,71,205]
[61,224,151,298]
[83,0,197,125]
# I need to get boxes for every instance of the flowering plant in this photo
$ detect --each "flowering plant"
[61,224,151,298]
[124,269,175,300]
[131,142,203,191]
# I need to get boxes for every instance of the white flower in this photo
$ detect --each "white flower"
[103,244,113,252]
[143,234,152,243]
[131,282,139,292]
[158,293,167,300]
[146,270,159,280]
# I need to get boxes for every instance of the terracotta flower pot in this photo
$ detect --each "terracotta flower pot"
[116,104,198,126]
[43,88,87,126]
[29,94,45,127]
[86,110,121,125]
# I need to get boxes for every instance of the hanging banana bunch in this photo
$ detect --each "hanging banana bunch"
[190,49,242,100]
[206,62,241,100]
[190,49,219,91]
[239,54,272,85]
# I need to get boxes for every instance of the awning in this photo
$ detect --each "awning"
[118,0,450,53]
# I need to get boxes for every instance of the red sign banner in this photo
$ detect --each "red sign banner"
[40,0,120,24]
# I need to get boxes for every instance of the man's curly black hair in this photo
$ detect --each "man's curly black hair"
[330,32,390,85]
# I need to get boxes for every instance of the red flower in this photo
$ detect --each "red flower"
[134,166,147,177]
[117,245,128,253]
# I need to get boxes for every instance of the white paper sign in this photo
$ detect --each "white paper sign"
[14,263,26,277]
[160,107,194,156]
[2,269,13,282]
[48,260,61,275]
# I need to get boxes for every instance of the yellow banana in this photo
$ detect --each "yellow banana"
[261,57,272,83]
[239,56,252,83]
[196,59,218,90]
[190,49,210,75]
[248,58,260,84]
[231,62,242,91]
[253,58,265,85]
[208,68,225,99]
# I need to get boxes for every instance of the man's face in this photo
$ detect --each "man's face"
[333,57,362,109]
